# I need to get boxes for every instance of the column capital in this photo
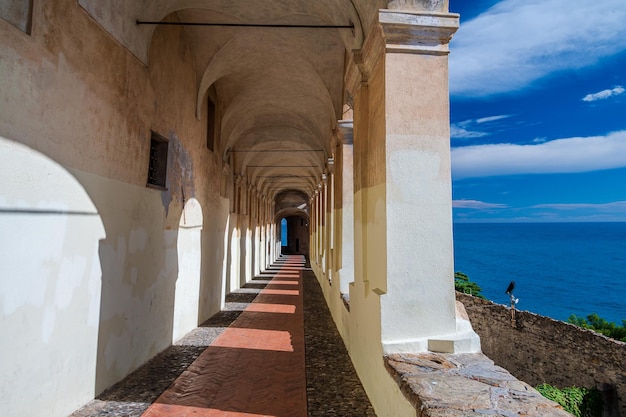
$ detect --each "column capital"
[379,10,459,55]
[351,24,386,86]
[387,0,449,12]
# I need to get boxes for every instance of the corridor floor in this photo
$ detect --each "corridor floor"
[70,255,376,417]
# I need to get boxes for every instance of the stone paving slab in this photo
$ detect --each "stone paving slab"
[69,255,376,417]
[385,353,572,417]
[302,269,377,417]
[142,256,307,417]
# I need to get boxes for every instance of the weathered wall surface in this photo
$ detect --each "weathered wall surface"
[457,293,626,416]
[0,0,229,415]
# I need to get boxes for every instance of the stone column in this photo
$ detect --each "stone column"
[243,183,253,283]
[321,173,329,278]
[314,183,319,263]
[252,188,261,277]
[378,8,479,353]
[337,122,355,295]
[258,195,265,271]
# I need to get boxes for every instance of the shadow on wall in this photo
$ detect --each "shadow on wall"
[0,136,105,417]
[91,134,213,394]
[91,133,223,395]
[0,134,228,416]
[91,168,180,394]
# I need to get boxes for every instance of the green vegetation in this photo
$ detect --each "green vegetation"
[454,272,486,299]
[567,313,626,342]
[535,384,603,417]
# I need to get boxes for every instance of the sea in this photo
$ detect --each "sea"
[453,222,626,324]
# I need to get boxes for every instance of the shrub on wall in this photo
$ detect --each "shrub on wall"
[536,383,603,417]
[568,313,626,342]
[454,272,486,299]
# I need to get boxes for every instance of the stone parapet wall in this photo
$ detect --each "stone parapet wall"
[385,352,571,416]
[457,292,626,416]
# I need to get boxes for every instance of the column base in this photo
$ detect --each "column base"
[383,318,481,354]
[382,332,480,354]
[428,328,481,354]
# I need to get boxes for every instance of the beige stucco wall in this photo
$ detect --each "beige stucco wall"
[0,1,234,415]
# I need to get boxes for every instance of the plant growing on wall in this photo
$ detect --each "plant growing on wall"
[454,272,486,299]
[568,313,626,342]
[536,383,603,417]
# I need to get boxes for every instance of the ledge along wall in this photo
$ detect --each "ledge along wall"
[457,292,626,416]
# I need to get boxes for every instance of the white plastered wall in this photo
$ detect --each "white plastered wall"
[0,138,105,417]
[174,198,203,342]
[76,169,179,392]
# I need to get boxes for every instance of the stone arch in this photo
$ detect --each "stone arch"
[0,136,105,417]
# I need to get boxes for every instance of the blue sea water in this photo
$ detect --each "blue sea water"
[453,222,626,324]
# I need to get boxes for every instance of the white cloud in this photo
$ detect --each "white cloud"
[451,114,513,138]
[582,86,625,102]
[449,0,626,97]
[476,115,512,124]
[453,200,508,209]
[451,125,489,139]
[532,201,626,211]
[452,130,626,179]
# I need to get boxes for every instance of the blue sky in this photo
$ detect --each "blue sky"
[448,0,626,222]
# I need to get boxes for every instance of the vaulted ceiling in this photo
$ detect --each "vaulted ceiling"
[78,1,388,209]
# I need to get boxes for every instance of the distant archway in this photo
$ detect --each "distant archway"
[281,218,288,246]
[280,215,309,255]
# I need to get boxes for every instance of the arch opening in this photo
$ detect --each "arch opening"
[280,215,309,256]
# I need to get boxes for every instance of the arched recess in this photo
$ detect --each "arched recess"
[0,136,105,417]
[173,197,203,342]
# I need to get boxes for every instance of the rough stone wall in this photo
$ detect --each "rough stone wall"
[457,292,626,416]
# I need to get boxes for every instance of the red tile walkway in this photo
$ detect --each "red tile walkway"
[142,255,307,417]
